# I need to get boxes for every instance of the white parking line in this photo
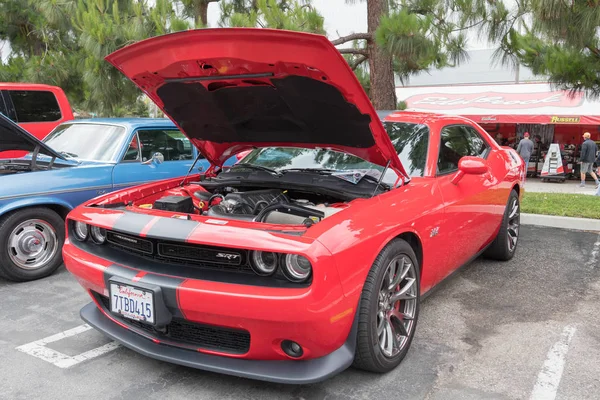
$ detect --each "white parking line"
[586,235,600,269]
[15,324,120,368]
[529,325,577,400]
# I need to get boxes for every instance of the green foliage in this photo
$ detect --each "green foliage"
[374,2,470,83]
[220,0,324,34]
[0,0,192,117]
[484,0,600,98]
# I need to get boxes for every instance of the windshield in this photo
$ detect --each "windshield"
[237,122,429,184]
[43,123,127,161]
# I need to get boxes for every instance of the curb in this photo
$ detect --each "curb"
[521,213,600,232]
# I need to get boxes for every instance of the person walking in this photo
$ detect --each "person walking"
[579,132,599,188]
[516,132,534,181]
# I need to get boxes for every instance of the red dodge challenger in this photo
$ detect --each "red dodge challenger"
[64,28,524,383]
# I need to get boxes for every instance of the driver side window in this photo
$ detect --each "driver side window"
[122,129,199,163]
[437,125,489,175]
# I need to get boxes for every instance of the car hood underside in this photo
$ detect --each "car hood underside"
[105,28,406,177]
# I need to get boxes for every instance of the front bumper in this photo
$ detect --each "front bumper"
[64,236,360,382]
[81,302,357,384]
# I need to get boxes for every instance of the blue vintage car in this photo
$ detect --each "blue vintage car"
[0,114,228,282]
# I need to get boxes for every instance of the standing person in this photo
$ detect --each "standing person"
[579,132,600,188]
[516,132,534,181]
[596,151,600,196]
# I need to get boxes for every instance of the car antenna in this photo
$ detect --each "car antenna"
[371,159,391,197]
[180,151,205,187]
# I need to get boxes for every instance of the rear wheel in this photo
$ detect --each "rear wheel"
[353,239,420,373]
[0,208,65,282]
[484,190,520,261]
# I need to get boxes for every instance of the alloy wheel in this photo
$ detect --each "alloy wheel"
[376,255,418,358]
[507,198,520,253]
[8,219,58,270]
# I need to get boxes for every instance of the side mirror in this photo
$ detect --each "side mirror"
[142,152,164,165]
[451,156,488,185]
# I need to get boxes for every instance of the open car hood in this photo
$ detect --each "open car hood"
[0,113,65,159]
[105,28,406,177]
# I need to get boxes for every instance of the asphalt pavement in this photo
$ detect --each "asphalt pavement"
[1,225,599,400]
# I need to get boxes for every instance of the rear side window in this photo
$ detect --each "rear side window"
[437,125,489,175]
[8,90,62,122]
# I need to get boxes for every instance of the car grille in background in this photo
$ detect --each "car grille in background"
[105,230,251,273]
[98,294,250,354]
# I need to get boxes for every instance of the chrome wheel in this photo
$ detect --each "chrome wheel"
[376,255,418,358]
[507,198,520,253]
[8,219,58,270]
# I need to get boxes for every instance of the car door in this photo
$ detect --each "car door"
[434,124,499,281]
[112,128,208,189]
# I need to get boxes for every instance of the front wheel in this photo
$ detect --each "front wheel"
[353,239,420,373]
[0,208,65,282]
[484,190,520,261]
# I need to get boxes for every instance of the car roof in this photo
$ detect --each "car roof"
[65,118,176,130]
[0,82,64,91]
[382,110,477,125]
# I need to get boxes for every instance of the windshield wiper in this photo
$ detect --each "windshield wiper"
[232,163,282,176]
[281,168,337,174]
[59,151,79,158]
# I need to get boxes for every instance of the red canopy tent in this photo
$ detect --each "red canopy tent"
[397,82,600,177]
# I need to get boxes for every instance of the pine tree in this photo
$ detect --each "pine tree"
[337,0,471,109]
[219,0,324,33]
[482,0,600,98]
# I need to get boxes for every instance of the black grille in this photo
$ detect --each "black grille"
[97,294,250,354]
[158,243,242,265]
[105,230,252,273]
[107,231,152,254]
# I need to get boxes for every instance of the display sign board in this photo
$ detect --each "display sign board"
[540,143,565,177]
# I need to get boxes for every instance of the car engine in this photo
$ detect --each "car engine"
[146,187,346,226]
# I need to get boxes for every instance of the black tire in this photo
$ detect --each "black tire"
[0,207,65,282]
[352,238,420,373]
[483,190,520,261]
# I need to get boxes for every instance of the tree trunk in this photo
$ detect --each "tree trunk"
[366,0,396,110]
[194,0,218,27]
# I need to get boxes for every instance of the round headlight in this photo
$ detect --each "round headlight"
[282,254,312,282]
[90,226,107,244]
[73,221,89,241]
[251,251,278,276]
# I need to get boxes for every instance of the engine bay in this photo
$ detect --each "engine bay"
[133,184,348,227]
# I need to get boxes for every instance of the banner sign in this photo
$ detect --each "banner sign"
[549,116,581,124]
[405,91,584,110]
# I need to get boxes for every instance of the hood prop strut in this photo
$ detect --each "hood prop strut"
[180,151,205,187]
[31,144,40,171]
[371,159,391,197]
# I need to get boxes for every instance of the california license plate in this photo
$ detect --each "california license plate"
[109,283,155,324]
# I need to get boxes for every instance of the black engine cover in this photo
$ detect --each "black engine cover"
[224,189,282,212]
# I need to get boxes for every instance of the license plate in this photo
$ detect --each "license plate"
[109,283,155,324]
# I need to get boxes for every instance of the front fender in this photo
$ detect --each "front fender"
[0,196,74,218]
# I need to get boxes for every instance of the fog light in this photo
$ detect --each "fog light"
[281,340,303,358]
